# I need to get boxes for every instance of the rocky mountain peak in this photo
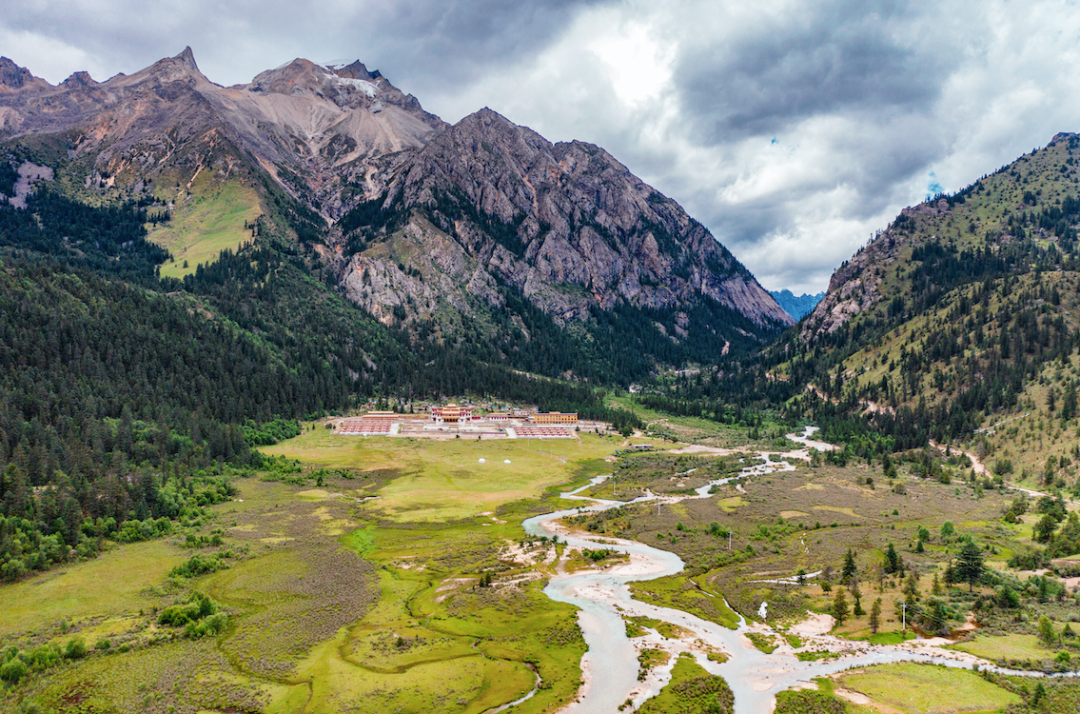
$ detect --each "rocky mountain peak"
[0,49,792,351]
[343,104,792,330]
[0,57,48,92]
[175,46,199,71]
[327,60,381,82]
[135,46,210,86]
[246,57,390,109]
[60,71,97,88]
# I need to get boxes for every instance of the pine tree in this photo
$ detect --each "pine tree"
[842,548,858,584]
[903,571,920,602]
[869,598,882,634]
[832,588,849,627]
[884,542,901,574]
[956,538,985,592]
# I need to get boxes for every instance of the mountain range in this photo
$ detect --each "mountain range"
[6,46,1080,468]
[767,289,824,321]
[0,48,790,378]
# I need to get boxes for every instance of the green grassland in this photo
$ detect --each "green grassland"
[838,663,1021,713]
[5,420,1080,712]
[261,428,615,521]
[149,176,262,279]
[949,633,1054,664]
[636,652,733,714]
[606,394,796,451]
[0,539,188,639]
[0,432,617,713]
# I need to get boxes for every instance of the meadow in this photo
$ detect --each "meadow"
[149,176,262,279]
[4,420,1080,713]
[0,430,615,713]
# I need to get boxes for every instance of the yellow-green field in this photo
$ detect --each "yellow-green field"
[0,539,187,638]
[261,429,616,521]
[1,431,615,713]
[949,633,1053,664]
[839,663,1021,713]
[149,177,262,278]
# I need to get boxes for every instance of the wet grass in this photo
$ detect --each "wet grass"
[0,442,596,714]
[629,575,741,630]
[948,633,1052,664]
[636,652,733,713]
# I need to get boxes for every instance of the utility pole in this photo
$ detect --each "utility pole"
[728,531,732,551]
[902,601,907,633]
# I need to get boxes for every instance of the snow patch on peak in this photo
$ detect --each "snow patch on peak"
[322,59,357,71]
[326,73,377,97]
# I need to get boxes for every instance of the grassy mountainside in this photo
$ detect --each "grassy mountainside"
[150,178,262,279]
[778,134,1080,469]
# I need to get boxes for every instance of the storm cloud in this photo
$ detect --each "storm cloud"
[4,0,1080,293]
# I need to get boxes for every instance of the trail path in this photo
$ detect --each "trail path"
[930,440,1080,507]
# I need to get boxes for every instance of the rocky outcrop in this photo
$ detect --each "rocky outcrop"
[337,108,792,329]
[0,48,446,215]
[800,198,955,341]
[0,49,792,353]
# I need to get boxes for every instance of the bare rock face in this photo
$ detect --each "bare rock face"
[0,48,446,214]
[800,210,926,341]
[1,49,792,353]
[336,108,792,329]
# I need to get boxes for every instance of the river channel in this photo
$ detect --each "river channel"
[521,428,1075,713]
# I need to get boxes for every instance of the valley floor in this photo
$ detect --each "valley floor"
[3,421,1079,713]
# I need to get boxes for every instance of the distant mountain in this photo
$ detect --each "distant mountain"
[0,49,791,380]
[768,289,824,321]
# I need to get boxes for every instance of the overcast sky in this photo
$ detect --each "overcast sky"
[5,0,1080,293]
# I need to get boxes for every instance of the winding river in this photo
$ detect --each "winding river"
[521,428,1076,713]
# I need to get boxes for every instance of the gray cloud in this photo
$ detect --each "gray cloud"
[4,0,1080,294]
[675,1,948,142]
[2,0,607,87]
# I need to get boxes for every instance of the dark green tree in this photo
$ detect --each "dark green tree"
[956,538,985,592]
[842,548,858,584]
[883,542,902,574]
[869,598,882,634]
[831,588,849,627]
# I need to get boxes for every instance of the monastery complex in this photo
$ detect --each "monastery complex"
[334,405,586,440]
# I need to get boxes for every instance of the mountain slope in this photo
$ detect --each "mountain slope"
[0,49,791,380]
[788,132,1080,475]
[332,108,789,329]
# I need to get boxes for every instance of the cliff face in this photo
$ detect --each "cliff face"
[0,49,446,211]
[1,50,792,365]
[799,198,954,342]
[336,108,792,330]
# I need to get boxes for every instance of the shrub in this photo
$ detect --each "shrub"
[159,592,218,627]
[63,638,86,660]
[0,658,28,684]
